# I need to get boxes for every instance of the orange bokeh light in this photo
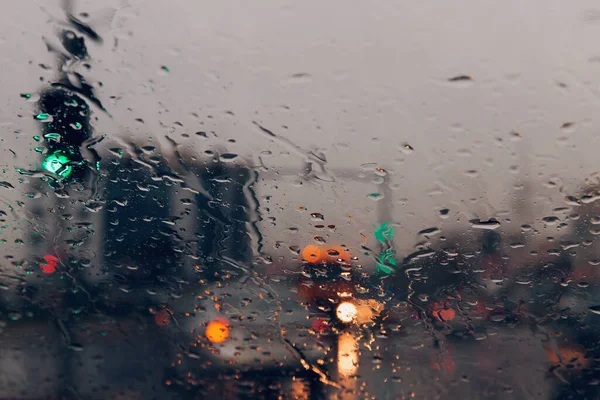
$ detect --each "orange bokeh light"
[545,345,590,369]
[432,302,456,322]
[302,245,322,263]
[206,319,229,343]
[301,244,350,264]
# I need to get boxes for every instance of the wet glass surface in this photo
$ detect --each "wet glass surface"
[3,1,600,399]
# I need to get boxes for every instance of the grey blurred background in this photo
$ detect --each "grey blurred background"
[2,0,600,259]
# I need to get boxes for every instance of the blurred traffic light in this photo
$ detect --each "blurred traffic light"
[42,150,75,178]
[37,86,91,182]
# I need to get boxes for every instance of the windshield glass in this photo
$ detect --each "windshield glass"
[2,1,600,399]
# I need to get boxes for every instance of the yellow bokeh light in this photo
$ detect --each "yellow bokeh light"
[336,302,358,323]
[337,332,359,377]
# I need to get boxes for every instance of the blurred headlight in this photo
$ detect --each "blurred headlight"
[336,302,358,323]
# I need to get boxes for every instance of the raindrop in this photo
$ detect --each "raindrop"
[327,249,341,257]
[470,219,501,230]
[375,167,387,176]
[310,213,324,221]
[141,146,156,153]
[68,343,84,352]
[581,194,600,204]
[589,305,600,315]
[360,163,378,171]
[561,122,575,129]
[8,312,22,321]
[85,202,104,213]
[367,192,384,200]
[448,75,474,82]
[0,182,15,190]
[288,73,311,83]
[220,153,238,162]
[542,216,559,225]
[509,131,522,141]
[400,143,414,154]
[418,227,441,237]
[589,227,600,235]
[288,246,300,255]
[109,148,124,157]
[561,241,579,250]
[313,236,326,243]
[515,278,532,285]
[35,113,53,122]
[490,314,505,322]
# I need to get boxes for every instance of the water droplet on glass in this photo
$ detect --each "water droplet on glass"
[509,131,522,141]
[470,219,500,230]
[313,235,326,243]
[400,143,414,154]
[35,113,53,122]
[367,192,384,200]
[448,75,474,82]
[310,213,324,221]
[561,122,575,130]
[219,153,238,162]
[589,227,600,235]
[589,305,600,315]
[0,182,15,190]
[418,227,441,237]
[581,194,600,204]
[542,216,559,225]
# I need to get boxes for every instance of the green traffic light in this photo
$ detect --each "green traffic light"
[42,152,74,178]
